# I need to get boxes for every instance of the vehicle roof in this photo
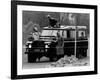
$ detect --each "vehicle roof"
[43,26,87,30]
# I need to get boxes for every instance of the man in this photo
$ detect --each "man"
[32,27,40,41]
[47,15,58,28]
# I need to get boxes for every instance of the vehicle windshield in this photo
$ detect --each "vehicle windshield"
[41,30,58,37]
[41,29,68,39]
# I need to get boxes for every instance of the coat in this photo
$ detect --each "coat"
[56,36,64,55]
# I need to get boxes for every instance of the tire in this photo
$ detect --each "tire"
[49,57,54,61]
[28,53,36,63]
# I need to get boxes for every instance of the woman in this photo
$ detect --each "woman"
[56,31,64,60]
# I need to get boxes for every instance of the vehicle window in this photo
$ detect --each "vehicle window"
[63,31,67,38]
[52,30,58,36]
[59,30,63,36]
[41,30,53,36]
[70,31,76,38]
[78,31,86,38]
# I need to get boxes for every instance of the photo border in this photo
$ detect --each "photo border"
[11,0,97,79]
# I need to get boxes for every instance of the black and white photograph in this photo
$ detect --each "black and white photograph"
[22,11,90,69]
[11,1,97,79]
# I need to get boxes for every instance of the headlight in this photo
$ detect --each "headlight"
[29,45,31,48]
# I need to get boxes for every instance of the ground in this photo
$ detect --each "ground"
[22,45,89,69]
[22,54,89,69]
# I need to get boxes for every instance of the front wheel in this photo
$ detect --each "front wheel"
[49,56,57,62]
[49,57,54,61]
[28,53,36,63]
